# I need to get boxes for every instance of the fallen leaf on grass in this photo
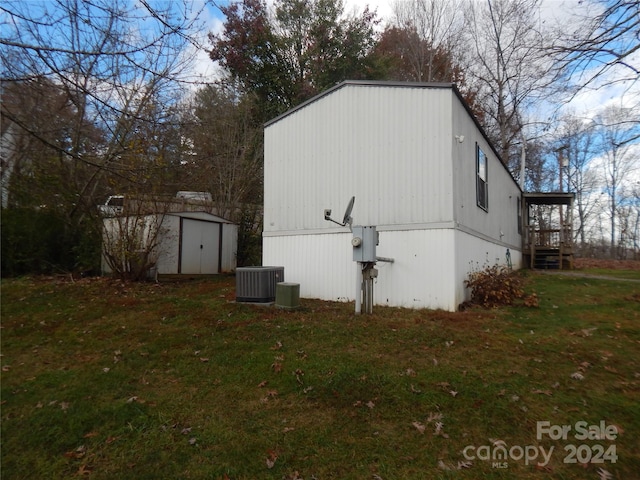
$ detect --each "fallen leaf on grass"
[570,372,585,380]
[412,421,426,433]
[438,459,470,470]
[579,361,591,371]
[266,450,278,469]
[261,390,279,403]
[199,358,209,363]
[579,328,597,337]
[64,445,86,459]
[434,421,444,434]
[597,467,614,479]
[77,464,92,476]
[449,390,458,397]
[532,389,553,396]
[535,463,553,472]
[257,380,268,388]
[427,412,443,423]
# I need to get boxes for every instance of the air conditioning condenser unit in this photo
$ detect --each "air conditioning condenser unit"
[236,266,285,303]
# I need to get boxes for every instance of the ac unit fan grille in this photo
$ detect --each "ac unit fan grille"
[236,266,285,303]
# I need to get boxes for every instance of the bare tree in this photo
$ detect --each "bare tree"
[390,0,465,82]
[553,115,601,250]
[1,0,208,273]
[101,197,171,281]
[182,83,264,222]
[463,0,559,178]
[594,105,638,257]
[551,0,640,128]
[1,0,206,214]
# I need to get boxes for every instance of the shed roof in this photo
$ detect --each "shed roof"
[168,211,236,224]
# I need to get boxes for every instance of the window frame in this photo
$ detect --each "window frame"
[476,144,488,211]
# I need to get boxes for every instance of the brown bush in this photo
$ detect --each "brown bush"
[464,265,529,308]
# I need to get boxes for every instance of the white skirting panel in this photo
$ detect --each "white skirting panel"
[263,228,459,311]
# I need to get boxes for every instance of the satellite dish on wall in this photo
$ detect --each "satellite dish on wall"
[324,196,355,227]
[342,196,355,226]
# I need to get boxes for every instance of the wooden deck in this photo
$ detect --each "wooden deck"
[526,228,574,269]
[523,193,575,270]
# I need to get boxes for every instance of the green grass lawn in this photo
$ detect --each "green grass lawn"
[1,271,638,479]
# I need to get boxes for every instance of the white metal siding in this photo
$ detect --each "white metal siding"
[264,82,523,311]
[451,97,522,250]
[264,84,454,234]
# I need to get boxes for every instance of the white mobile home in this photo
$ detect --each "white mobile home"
[263,81,522,311]
[102,211,237,276]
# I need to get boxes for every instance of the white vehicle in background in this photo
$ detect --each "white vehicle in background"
[175,191,212,202]
[98,195,124,216]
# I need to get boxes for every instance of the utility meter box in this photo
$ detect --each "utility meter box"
[352,225,378,262]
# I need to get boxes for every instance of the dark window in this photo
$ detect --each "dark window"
[476,145,488,210]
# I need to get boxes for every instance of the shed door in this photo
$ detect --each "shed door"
[180,219,220,274]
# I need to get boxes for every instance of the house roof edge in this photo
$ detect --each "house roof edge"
[264,80,456,128]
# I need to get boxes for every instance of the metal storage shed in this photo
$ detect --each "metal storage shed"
[263,80,523,311]
[102,211,237,276]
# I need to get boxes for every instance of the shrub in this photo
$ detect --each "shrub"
[464,265,527,308]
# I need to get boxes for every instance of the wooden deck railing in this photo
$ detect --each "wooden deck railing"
[525,226,574,269]
[524,226,573,249]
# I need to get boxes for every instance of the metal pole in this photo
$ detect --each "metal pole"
[366,275,373,313]
[355,261,362,314]
[362,263,374,314]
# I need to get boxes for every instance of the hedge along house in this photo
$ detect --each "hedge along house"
[263,81,524,311]
[102,211,237,278]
